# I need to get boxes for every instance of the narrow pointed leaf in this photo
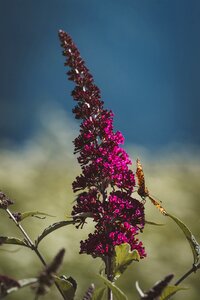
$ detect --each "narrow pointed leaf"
[137,274,174,299]
[97,275,128,300]
[114,243,140,280]
[167,213,200,265]
[146,220,164,226]
[20,211,55,221]
[92,287,106,300]
[18,278,38,287]
[160,285,188,300]
[0,276,37,297]
[35,220,74,246]
[0,237,29,248]
[54,275,76,300]
[135,281,145,298]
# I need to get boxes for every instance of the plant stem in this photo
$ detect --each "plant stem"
[105,256,113,300]
[6,209,35,248]
[175,264,200,286]
[107,287,113,300]
[34,293,40,300]
[5,208,66,300]
[101,190,113,300]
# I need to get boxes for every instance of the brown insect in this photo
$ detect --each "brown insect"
[136,158,167,215]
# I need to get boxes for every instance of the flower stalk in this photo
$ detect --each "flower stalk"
[105,255,114,300]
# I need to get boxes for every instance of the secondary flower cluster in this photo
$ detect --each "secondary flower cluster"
[0,192,13,210]
[59,30,146,259]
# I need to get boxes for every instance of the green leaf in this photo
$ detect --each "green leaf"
[160,285,188,300]
[0,237,29,248]
[97,275,128,300]
[92,287,106,300]
[35,220,74,246]
[20,211,55,221]
[167,213,200,265]
[114,243,140,280]
[146,220,165,226]
[54,275,76,300]
[0,248,21,253]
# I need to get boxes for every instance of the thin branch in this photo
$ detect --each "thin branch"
[5,208,66,299]
[6,208,35,249]
[175,264,200,286]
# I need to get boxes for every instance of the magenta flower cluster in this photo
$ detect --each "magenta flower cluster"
[58,30,146,259]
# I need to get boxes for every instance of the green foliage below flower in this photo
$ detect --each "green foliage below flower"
[113,243,140,280]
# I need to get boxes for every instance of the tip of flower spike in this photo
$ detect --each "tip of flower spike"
[58,29,67,39]
[58,29,64,36]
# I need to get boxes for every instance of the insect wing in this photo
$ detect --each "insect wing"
[136,158,148,198]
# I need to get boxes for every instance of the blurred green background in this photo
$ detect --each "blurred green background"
[0,110,199,299]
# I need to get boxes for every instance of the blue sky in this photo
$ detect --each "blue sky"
[0,0,200,151]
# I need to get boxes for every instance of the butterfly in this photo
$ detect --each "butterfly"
[136,158,167,215]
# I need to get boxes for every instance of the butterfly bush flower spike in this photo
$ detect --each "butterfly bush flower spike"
[58,30,146,260]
